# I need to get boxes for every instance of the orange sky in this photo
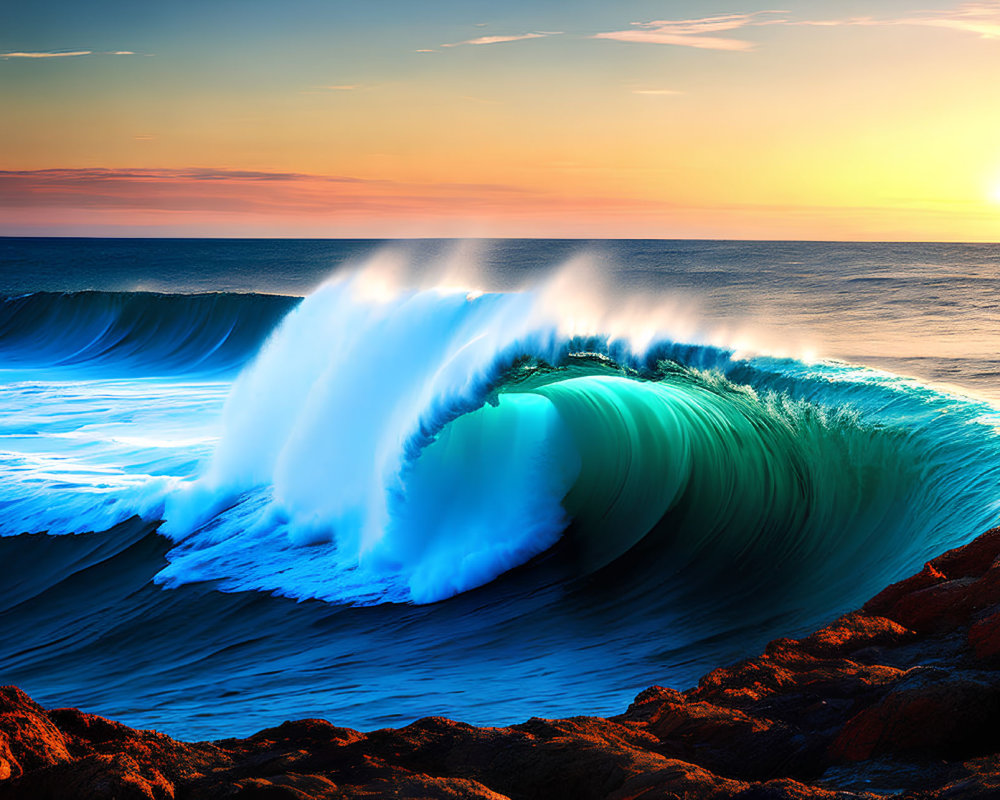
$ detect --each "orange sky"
[3,1,1000,239]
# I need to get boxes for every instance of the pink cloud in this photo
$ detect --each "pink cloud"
[0,166,695,238]
[441,32,552,48]
[0,50,136,59]
[596,3,1000,51]
[594,12,785,51]
[0,168,540,217]
[795,2,1000,38]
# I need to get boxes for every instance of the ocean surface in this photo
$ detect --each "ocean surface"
[0,237,998,740]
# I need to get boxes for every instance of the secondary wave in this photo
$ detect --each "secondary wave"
[0,291,297,375]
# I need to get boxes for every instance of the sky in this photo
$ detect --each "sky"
[2,0,1000,240]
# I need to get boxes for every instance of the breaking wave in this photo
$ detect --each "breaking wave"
[146,265,1000,606]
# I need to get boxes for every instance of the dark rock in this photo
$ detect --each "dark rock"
[969,607,1000,662]
[829,669,1000,763]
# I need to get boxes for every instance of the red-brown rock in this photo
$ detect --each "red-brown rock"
[0,687,71,780]
[970,607,1000,662]
[828,669,1000,763]
[929,527,1000,579]
[799,612,914,658]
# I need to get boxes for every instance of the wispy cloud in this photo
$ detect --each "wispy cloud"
[0,167,555,228]
[299,84,368,95]
[441,32,554,48]
[792,2,1000,39]
[0,167,538,197]
[596,3,1000,51]
[632,88,683,96]
[0,165,713,239]
[1,49,137,59]
[1,50,93,58]
[0,168,370,186]
[594,12,784,51]
[918,1,1000,38]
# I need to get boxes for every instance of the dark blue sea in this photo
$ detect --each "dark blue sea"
[0,237,998,739]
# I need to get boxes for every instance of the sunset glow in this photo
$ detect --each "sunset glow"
[3,1,1000,239]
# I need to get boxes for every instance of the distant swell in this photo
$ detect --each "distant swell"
[0,291,298,375]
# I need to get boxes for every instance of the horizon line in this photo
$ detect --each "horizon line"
[1,234,998,246]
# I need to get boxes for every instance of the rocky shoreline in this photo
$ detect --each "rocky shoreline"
[3,527,1000,799]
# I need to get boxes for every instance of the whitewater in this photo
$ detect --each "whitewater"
[0,238,998,738]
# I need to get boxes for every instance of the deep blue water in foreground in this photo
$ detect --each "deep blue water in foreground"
[0,237,998,740]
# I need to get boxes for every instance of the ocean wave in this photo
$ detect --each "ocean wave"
[150,265,1000,606]
[3,252,1000,737]
[0,291,297,375]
